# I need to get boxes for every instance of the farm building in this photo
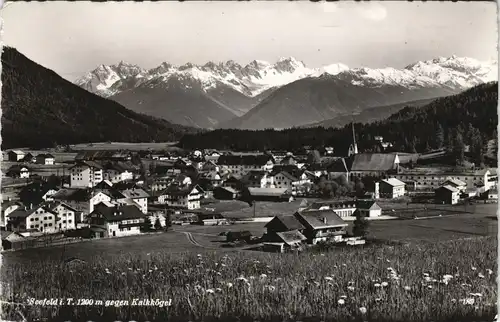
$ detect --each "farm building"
[377,178,406,199]
[193,213,228,226]
[7,150,25,162]
[435,185,460,205]
[348,153,400,179]
[262,230,307,253]
[217,154,275,177]
[293,209,348,245]
[22,153,36,163]
[264,215,306,236]
[480,188,498,201]
[213,186,239,200]
[243,187,293,202]
[157,184,202,210]
[441,178,467,193]
[1,231,36,251]
[307,200,357,218]
[393,168,493,191]
[35,154,55,165]
[355,200,382,218]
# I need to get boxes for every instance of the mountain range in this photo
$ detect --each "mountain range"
[1,47,198,149]
[76,55,497,130]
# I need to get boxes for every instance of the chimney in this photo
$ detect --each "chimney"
[323,217,327,224]
[374,182,380,199]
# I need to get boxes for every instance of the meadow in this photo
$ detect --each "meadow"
[1,236,497,322]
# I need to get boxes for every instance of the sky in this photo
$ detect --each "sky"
[1,1,497,81]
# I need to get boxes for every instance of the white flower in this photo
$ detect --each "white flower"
[374,283,381,288]
[359,307,367,314]
[404,286,411,291]
[325,276,334,281]
[427,285,433,289]
[470,293,483,297]
[338,299,345,305]
[236,276,248,283]
[347,286,355,291]
[266,285,276,292]
[216,288,222,293]
[381,282,388,287]
[487,269,493,275]
[423,273,430,277]
[451,299,457,303]
[226,282,233,288]
[206,289,215,294]
[340,295,347,299]
[260,274,267,279]
[471,266,477,271]
[478,273,485,278]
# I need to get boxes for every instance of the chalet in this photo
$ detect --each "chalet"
[435,185,460,205]
[308,200,357,218]
[213,186,239,200]
[88,204,146,238]
[1,231,36,251]
[7,150,25,162]
[378,178,406,199]
[217,154,275,177]
[6,165,30,179]
[355,200,382,218]
[44,202,78,231]
[7,204,58,233]
[158,184,201,210]
[35,154,55,165]
[264,215,306,237]
[348,153,400,179]
[51,188,113,222]
[480,188,498,201]
[243,187,293,202]
[120,188,150,214]
[293,209,348,245]
[70,161,104,188]
[442,178,467,193]
[193,212,228,226]
[102,162,134,184]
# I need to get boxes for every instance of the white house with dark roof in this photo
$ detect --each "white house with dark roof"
[355,200,382,218]
[88,204,146,238]
[119,188,150,214]
[35,154,55,165]
[102,162,134,184]
[394,168,493,191]
[70,161,104,188]
[217,154,275,177]
[1,201,23,228]
[308,200,357,218]
[441,178,467,193]
[378,178,406,199]
[7,204,58,233]
[242,170,275,188]
[293,209,348,244]
[158,184,201,210]
[51,188,113,222]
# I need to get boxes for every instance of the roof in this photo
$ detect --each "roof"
[381,178,406,187]
[70,160,104,170]
[217,154,274,166]
[265,215,305,231]
[75,150,131,161]
[295,209,348,229]
[326,158,349,173]
[436,185,459,193]
[443,178,467,187]
[350,153,398,172]
[275,171,299,182]
[51,188,92,202]
[247,187,289,197]
[9,150,25,155]
[90,204,146,222]
[43,201,79,213]
[120,188,150,199]
[276,230,307,245]
[161,184,198,197]
[242,170,268,182]
[102,161,135,173]
[309,200,356,210]
[215,186,238,194]
[37,153,55,159]
[356,200,381,210]
[396,153,419,164]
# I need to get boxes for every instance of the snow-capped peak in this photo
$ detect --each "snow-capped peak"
[76,55,497,98]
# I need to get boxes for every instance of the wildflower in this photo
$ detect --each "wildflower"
[451,299,457,303]
[460,298,475,305]
[427,285,433,289]
[340,295,347,299]
[249,276,256,280]
[216,288,222,293]
[325,277,334,281]
[265,285,276,292]
[338,299,345,305]
[359,307,367,315]
[478,273,485,278]
[260,274,267,279]
[221,264,227,267]
[381,282,388,287]
[404,286,411,291]
[471,266,477,271]
[226,282,233,288]
[206,289,215,294]
[320,254,325,257]
[128,267,133,271]
[236,276,248,283]
[470,293,482,297]
[375,298,381,302]
[121,272,126,276]
[217,272,222,276]
[374,283,381,288]
[487,269,493,275]
[347,286,355,291]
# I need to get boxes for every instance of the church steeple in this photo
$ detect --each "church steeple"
[348,121,358,157]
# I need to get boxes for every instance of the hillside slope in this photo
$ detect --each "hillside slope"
[1,47,198,149]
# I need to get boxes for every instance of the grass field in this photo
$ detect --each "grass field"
[1,237,496,322]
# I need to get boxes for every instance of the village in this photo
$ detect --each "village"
[1,129,498,253]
